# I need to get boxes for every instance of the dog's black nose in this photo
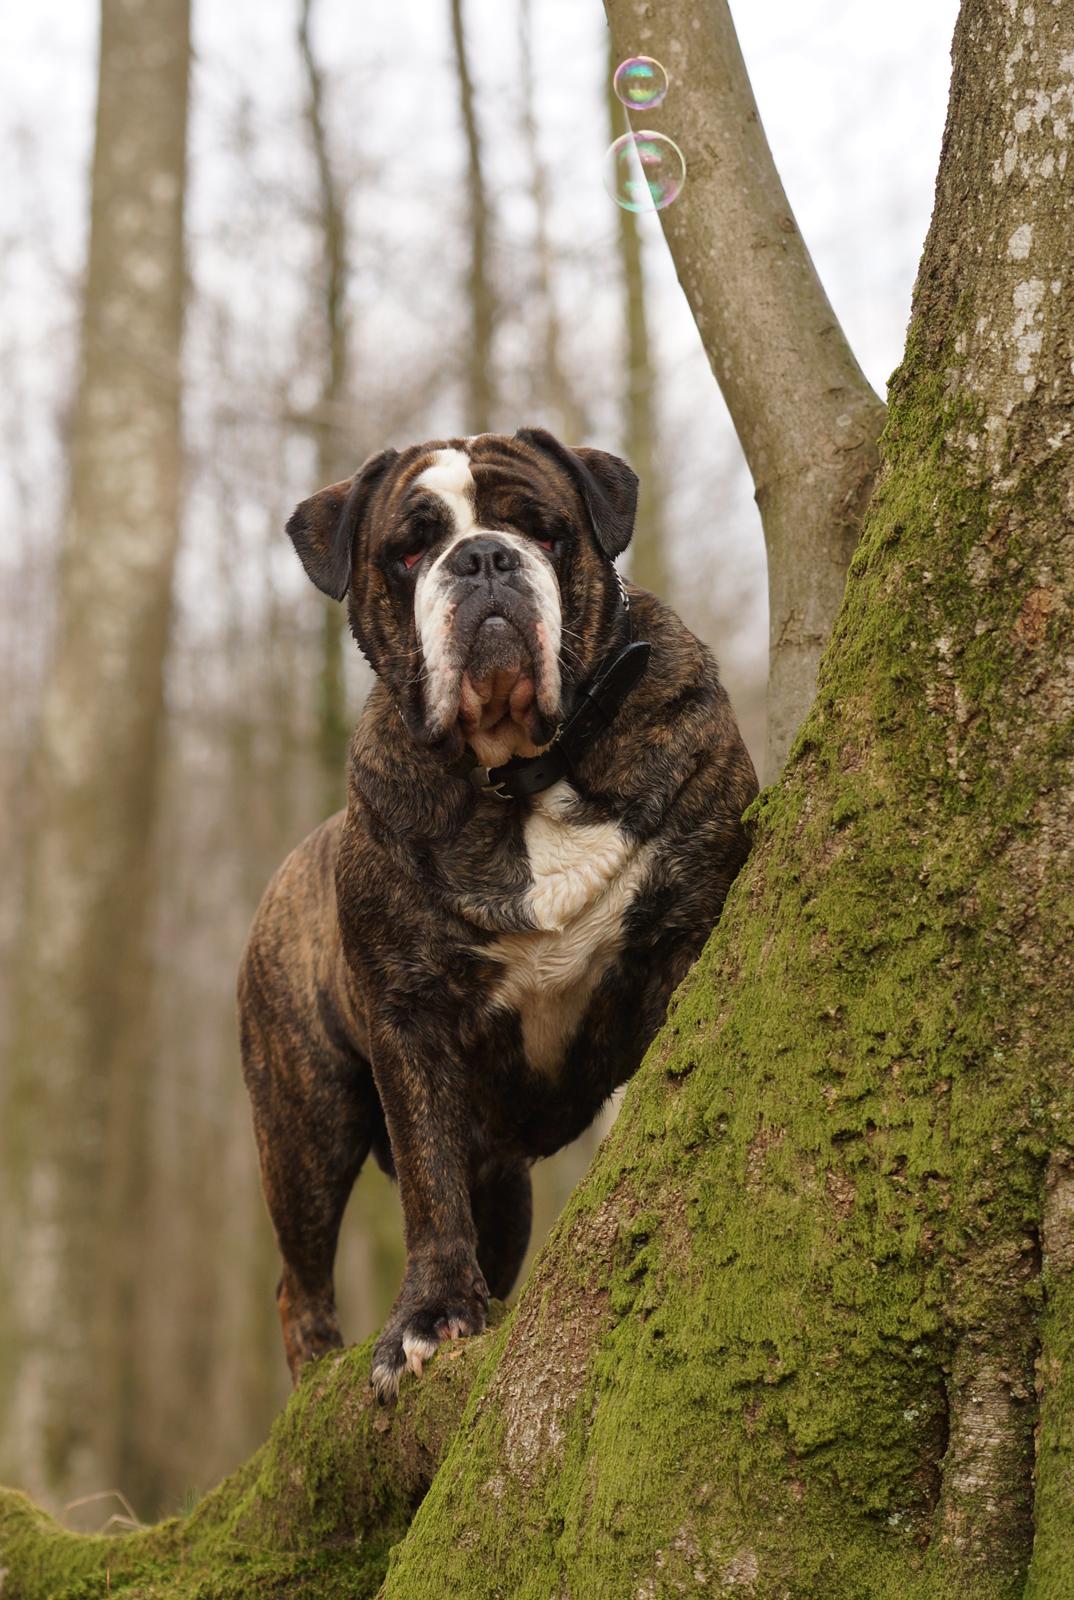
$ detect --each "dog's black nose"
[446,536,520,579]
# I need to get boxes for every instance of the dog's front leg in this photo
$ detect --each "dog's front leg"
[367,1014,489,1402]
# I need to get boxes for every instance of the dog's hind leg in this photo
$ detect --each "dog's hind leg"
[239,950,380,1383]
[471,1157,533,1300]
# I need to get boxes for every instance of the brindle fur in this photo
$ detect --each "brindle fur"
[239,430,758,1398]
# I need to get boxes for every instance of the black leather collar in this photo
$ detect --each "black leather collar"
[455,574,650,803]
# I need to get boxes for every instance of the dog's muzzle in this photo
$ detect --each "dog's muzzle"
[415,533,562,754]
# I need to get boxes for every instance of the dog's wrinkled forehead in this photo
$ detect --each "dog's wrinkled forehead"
[378,432,589,543]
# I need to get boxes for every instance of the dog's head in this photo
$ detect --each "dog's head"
[286,428,638,766]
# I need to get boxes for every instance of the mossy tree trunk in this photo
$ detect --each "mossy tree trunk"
[381,3,1074,1592]
[3,1,1073,1596]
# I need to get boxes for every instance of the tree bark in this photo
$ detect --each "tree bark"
[4,1,1074,1595]
[603,0,887,779]
[0,0,190,1508]
[605,30,669,601]
[450,0,496,433]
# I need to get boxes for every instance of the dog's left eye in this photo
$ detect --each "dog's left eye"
[400,550,425,570]
[532,525,567,554]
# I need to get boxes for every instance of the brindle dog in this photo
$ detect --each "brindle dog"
[239,428,757,1399]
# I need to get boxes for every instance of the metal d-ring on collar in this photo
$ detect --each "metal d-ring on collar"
[464,570,650,803]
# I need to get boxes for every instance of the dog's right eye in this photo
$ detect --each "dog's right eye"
[389,517,441,574]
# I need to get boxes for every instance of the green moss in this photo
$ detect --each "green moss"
[376,303,1070,1597]
[0,1324,495,1599]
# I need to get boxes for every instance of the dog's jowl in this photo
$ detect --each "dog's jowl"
[239,428,758,1400]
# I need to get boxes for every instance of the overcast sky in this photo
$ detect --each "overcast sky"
[1,0,961,698]
[0,0,960,406]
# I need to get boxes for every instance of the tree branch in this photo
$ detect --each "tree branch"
[603,0,886,779]
[605,30,668,599]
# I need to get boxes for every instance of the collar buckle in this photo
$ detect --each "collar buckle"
[468,765,515,802]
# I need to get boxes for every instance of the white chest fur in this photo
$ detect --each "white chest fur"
[486,783,652,1076]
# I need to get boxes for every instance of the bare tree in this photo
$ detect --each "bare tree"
[604,0,886,778]
[450,0,496,432]
[298,0,355,814]
[0,0,191,1506]
[517,0,587,444]
[295,0,409,1343]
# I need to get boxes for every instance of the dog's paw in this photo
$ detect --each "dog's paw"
[370,1335,410,1404]
[370,1273,489,1402]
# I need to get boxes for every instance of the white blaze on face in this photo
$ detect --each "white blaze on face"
[413,449,477,728]
[412,446,562,740]
[414,447,477,537]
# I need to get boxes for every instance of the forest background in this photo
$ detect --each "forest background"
[0,0,957,1522]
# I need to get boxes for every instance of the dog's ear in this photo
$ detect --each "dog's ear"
[286,448,400,600]
[515,427,638,560]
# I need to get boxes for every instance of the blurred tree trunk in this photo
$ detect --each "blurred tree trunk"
[450,0,496,433]
[296,0,405,1349]
[517,0,586,444]
[605,30,668,600]
[603,0,886,780]
[0,0,190,1508]
[298,0,353,819]
[513,0,613,1262]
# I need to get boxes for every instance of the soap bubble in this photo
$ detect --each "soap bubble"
[603,131,686,213]
[613,56,669,111]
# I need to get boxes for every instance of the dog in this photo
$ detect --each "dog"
[239,427,758,1400]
